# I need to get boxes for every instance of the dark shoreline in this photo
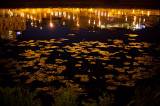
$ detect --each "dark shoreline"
[0,2,160,9]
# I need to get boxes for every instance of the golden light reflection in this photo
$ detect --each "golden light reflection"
[0,34,159,95]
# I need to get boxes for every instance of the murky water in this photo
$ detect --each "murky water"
[0,8,160,105]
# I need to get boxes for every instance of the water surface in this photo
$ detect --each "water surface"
[0,8,160,105]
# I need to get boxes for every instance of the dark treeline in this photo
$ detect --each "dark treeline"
[2,0,118,3]
[3,0,116,2]
[0,0,160,9]
[2,0,159,2]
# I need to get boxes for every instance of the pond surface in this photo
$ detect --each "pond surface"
[0,8,160,105]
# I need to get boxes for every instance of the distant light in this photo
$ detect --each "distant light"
[101,25,105,29]
[94,20,95,25]
[134,16,136,21]
[141,11,143,14]
[59,12,62,17]
[33,9,35,14]
[147,11,150,16]
[95,10,97,14]
[118,11,120,15]
[63,21,65,26]
[76,8,79,12]
[50,22,54,27]
[77,22,79,27]
[125,16,128,21]
[27,14,29,19]
[73,15,75,20]
[133,24,146,30]
[47,9,51,13]
[31,16,33,20]
[17,31,21,35]
[63,11,66,17]
[55,11,58,16]
[105,12,106,17]
[51,12,53,15]
[101,12,103,16]
[98,11,100,16]
[40,27,42,30]
[99,20,101,26]
[143,19,146,23]
[143,26,145,28]
[139,18,141,22]
[21,12,24,17]
[90,8,93,12]
[68,15,70,19]
[135,24,139,29]
[88,20,90,24]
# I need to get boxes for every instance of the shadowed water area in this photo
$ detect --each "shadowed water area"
[0,8,160,105]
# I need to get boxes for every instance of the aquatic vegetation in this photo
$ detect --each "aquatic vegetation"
[82,93,114,106]
[128,80,160,106]
[52,87,79,106]
[0,87,40,106]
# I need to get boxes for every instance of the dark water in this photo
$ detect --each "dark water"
[0,8,160,105]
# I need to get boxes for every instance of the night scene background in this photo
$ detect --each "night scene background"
[0,0,160,106]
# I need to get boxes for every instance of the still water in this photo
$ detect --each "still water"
[0,8,160,105]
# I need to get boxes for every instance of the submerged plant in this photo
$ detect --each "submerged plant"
[0,87,41,106]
